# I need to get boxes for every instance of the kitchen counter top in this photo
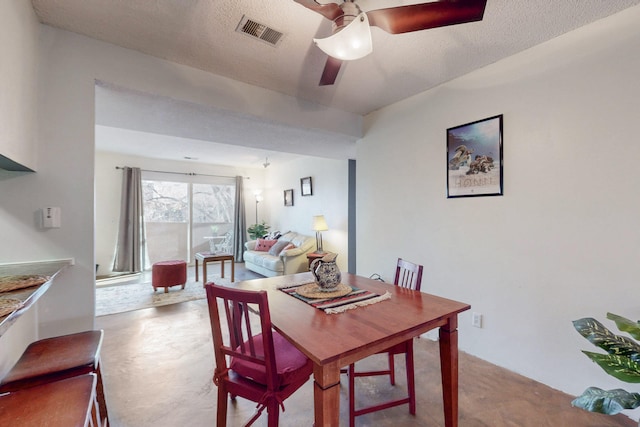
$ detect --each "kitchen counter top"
[0,259,73,337]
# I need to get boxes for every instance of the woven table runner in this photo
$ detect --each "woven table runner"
[279,282,391,314]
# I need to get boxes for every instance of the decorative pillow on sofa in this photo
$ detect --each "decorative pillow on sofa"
[279,231,297,242]
[266,230,283,240]
[268,240,291,256]
[279,243,295,256]
[255,238,278,252]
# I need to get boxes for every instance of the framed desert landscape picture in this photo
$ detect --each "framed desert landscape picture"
[447,114,503,198]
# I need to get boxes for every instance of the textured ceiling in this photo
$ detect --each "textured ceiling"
[30,0,640,166]
[31,0,640,115]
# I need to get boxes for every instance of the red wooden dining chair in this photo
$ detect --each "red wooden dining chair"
[205,283,313,427]
[348,258,423,427]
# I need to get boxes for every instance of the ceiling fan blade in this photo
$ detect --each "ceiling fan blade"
[366,0,487,34]
[319,56,343,86]
[293,0,343,21]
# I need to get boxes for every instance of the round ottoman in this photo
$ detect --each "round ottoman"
[152,260,187,293]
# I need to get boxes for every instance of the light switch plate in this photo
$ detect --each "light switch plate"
[42,207,61,228]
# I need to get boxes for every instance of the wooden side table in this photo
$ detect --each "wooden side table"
[195,252,235,285]
[306,252,327,269]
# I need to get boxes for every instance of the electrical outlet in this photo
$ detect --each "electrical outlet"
[472,312,483,328]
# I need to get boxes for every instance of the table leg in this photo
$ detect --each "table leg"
[439,315,459,427]
[203,261,208,285]
[313,361,341,426]
[195,259,199,282]
[230,259,234,282]
[221,260,225,279]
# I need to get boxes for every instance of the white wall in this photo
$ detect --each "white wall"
[95,151,266,275]
[265,157,350,273]
[0,0,49,377]
[0,0,39,170]
[357,4,640,416]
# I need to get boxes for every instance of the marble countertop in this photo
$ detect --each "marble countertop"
[0,259,73,337]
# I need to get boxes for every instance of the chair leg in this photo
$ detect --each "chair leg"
[216,386,228,427]
[349,363,356,427]
[349,346,416,425]
[90,392,100,427]
[96,365,109,425]
[406,343,416,415]
[266,400,280,427]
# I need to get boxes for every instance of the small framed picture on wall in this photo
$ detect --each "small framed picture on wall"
[300,176,313,196]
[284,189,294,206]
[447,114,503,198]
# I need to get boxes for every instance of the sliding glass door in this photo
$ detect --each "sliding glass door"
[192,182,235,255]
[141,172,235,267]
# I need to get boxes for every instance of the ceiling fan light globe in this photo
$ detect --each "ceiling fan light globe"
[313,12,372,61]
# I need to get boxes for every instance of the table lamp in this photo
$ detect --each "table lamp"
[312,215,328,254]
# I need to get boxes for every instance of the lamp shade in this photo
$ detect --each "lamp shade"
[313,12,372,61]
[312,215,329,231]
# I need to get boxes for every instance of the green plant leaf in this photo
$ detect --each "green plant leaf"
[608,313,640,341]
[582,351,640,383]
[573,317,640,362]
[247,221,270,240]
[572,386,640,415]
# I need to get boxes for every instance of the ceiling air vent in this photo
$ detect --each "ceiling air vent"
[236,15,284,47]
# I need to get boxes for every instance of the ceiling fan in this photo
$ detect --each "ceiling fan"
[294,0,488,85]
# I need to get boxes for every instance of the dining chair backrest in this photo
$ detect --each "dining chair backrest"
[394,258,423,291]
[206,283,313,426]
[206,284,278,390]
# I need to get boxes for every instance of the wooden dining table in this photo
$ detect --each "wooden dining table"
[230,272,471,427]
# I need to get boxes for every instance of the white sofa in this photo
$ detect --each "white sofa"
[243,231,316,277]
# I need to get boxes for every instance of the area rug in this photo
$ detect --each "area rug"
[96,276,231,317]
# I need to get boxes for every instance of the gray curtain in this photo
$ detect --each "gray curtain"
[233,176,246,262]
[113,167,146,272]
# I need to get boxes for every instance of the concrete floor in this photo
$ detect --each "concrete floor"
[96,266,636,427]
